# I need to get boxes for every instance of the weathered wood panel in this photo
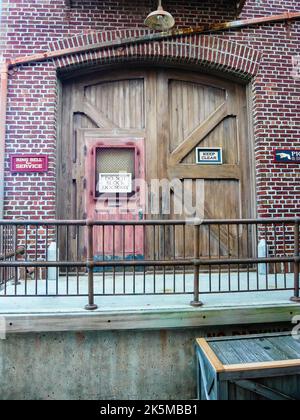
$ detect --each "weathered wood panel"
[57,68,253,260]
[169,79,226,153]
[196,333,300,400]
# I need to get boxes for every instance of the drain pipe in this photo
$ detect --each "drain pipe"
[0,62,8,220]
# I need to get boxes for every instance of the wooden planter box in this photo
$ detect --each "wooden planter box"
[196,332,300,400]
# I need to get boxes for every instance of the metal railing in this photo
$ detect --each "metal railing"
[0,218,299,310]
[0,225,18,286]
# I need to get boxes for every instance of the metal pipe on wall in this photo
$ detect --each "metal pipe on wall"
[8,11,300,68]
[0,62,8,220]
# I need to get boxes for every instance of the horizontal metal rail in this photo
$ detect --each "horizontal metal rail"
[0,218,298,226]
[0,256,297,268]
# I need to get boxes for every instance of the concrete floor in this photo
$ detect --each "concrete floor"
[0,272,296,314]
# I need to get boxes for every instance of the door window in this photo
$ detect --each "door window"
[95,147,135,197]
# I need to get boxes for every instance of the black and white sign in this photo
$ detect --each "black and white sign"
[99,173,132,193]
[196,147,223,165]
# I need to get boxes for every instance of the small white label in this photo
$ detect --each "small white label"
[99,173,132,194]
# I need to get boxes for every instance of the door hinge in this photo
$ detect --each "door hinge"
[84,145,87,156]
[83,178,87,189]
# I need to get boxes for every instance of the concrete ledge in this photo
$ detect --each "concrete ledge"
[2,304,300,334]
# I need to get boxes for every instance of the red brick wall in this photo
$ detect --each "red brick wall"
[1,0,300,220]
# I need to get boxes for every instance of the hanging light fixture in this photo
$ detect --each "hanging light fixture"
[144,0,175,31]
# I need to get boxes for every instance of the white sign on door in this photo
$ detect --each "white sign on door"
[98,173,132,193]
[196,147,223,165]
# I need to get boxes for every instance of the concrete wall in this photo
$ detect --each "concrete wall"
[0,323,290,400]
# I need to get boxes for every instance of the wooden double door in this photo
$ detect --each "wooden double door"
[57,67,253,260]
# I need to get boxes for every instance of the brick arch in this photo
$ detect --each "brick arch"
[49,29,262,80]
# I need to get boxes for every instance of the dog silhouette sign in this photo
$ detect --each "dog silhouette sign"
[274,149,300,163]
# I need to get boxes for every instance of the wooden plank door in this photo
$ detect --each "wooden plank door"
[58,71,148,261]
[58,68,253,262]
[155,70,253,258]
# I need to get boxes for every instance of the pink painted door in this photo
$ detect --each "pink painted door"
[85,138,145,260]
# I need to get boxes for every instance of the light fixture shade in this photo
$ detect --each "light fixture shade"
[144,4,175,31]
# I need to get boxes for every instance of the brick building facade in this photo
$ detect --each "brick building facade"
[0,0,299,221]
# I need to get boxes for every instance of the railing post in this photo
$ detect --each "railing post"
[85,219,98,311]
[291,219,300,303]
[191,223,203,307]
